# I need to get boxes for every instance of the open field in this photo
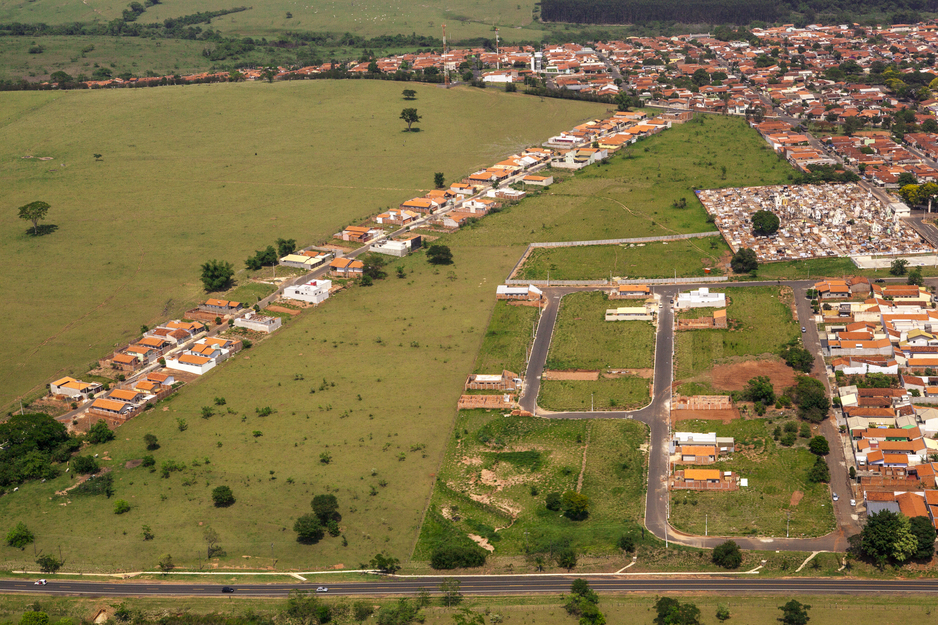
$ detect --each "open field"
[539,376,650,411]
[674,287,800,382]
[415,412,649,560]
[669,418,836,538]
[517,237,729,280]
[547,292,655,370]
[5,593,938,625]
[0,80,608,410]
[455,115,796,249]
[472,301,538,375]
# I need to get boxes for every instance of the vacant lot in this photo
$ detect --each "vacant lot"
[539,376,650,411]
[415,412,648,563]
[669,418,835,538]
[547,291,655,370]
[674,287,800,382]
[517,237,729,281]
[0,81,607,410]
[455,115,796,249]
[472,301,538,375]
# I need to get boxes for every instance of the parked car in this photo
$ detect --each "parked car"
[222,587,235,593]
[801,326,806,333]
[832,493,839,502]
[850,499,857,507]
[875,279,885,283]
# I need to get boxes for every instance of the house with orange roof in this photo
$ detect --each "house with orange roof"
[400,197,440,214]
[200,299,244,316]
[521,174,553,186]
[329,257,365,278]
[341,225,381,243]
[50,377,102,401]
[88,397,135,418]
[375,209,420,226]
[435,211,476,230]
[108,389,146,405]
[610,284,651,300]
[124,344,159,364]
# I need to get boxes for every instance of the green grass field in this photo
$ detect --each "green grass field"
[539,376,650,411]
[471,301,537,375]
[517,237,729,280]
[455,115,795,250]
[546,291,655,370]
[415,413,649,562]
[674,287,800,381]
[669,418,836,538]
[0,80,608,410]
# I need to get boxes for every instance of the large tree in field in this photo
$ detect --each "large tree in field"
[200,259,235,292]
[18,200,50,235]
[730,247,758,274]
[400,108,421,131]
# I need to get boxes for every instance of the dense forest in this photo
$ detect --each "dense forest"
[539,0,938,25]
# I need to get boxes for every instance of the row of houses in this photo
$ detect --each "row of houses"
[99,320,206,373]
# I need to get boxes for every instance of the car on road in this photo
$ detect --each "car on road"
[669,299,674,304]
[875,278,885,283]
[832,493,839,502]
[34,580,47,585]
[316,587,329,593]
[850,499,857,507]
[801,326,806,333]
[222,587,235,593]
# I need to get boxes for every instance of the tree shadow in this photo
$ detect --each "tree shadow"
[402,127,422,133]
[25,224,58,237]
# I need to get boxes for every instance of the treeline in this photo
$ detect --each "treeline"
[0,7,249,39]
[540,0,779,25]
[540,0,938,25]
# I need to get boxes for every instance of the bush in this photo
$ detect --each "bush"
[143,433,159,450]
[86,420,115,444]
[545,492,562,511]
[555,547,578,569]
[712,540,742,569]
[430,545,487,569]
[807,456,830,483]
[808,435,830,455]
[617,535,635,553]
[212,485,235,507]
[141,455,155,467]
[114,499,131,514]
[294,514,324,544]
[561,490,590,520]
[6,522,34,548]
[71,455,99,475]
[780,432,797,447]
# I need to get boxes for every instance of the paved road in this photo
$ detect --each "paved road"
[6,576,938,597]
[517,279,862,551]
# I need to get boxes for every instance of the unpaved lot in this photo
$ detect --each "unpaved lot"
[710,359,797,393]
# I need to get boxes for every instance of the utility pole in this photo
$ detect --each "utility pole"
[495,28,500,70]
[442,24,449,88]
[706,514,708,537]
[786,511,791,538]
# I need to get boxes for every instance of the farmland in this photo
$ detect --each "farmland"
[669,418,836,538]
[0,80,608,410]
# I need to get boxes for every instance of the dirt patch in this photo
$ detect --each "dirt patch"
[710,359,797,393]
[265,305,300,316]
[468,533,495,552]
[790,490,804,507]
[467,492,521,517]
[543,370,600,381]
[125,459,143,469]
[55,466,112,496]
[460,456,483,466]
[605,368,654,379]
[672,408,741,424]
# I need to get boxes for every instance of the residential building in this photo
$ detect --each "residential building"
[49,377,102,401]
[675,287,726,309]
[329,257,365,278]
[234,312,282,334]
[284,279,333,304]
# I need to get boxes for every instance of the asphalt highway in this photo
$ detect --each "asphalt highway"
[4,577,938,597]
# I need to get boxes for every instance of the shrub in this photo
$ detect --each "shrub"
[143,433,159,450]
[114,499,131,514]
[712,540,742,569]
[808,435,830,455]
[294,514,324,544]
[617,535,635,553]
[6,522,34,548]
[780,432,797,447]
[212,485,235,507]
[141,455,155,468]
[545,492,562,511]
[430,545,486,569]
[72,455,99,475]
[86,420,115,444]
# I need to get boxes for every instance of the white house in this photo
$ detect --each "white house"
[284,279,332,305]
[50,376,102,400]
[233,312,282,334]
[675,287,726,309]
[522,174,553,186]
[165,353,216,376]
[371,237,420,257]
[496,284,544,301]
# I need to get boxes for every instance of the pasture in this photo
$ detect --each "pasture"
[472,301,538,375]
[669,418,836,538]
[0,80,608,410]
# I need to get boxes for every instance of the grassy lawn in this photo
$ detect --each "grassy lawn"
[472,301,538,375]
[754,256,938,281]
[539,377,651,411]
[455,115,796,250]
[415,412,649,562]
[669,418,836,538]
[547,292,656,370]
[0,81,608,410]
[517,238,729,281]
[674,287,800,380]
[222,281,278,306]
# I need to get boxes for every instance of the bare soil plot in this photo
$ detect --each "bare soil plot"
[669,408,741,424]
[710,359,798,393]
[542,370,600,381]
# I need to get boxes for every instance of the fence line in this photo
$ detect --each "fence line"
[528,231,720,249]
[504,276,728,287]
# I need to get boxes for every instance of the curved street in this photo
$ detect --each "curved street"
[518,279,858,552]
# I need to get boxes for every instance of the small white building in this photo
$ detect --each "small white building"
[284,279,333,305]
[371,236,420,257]
[675,287,726,309]
[604,307,653,321]
[496,284,544,301]
[165,353,216,376]
[233,312,282,334]
[522,174,553,186]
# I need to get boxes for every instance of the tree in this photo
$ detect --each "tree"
[6,522,34,548]
[908,266,924,287]
[36,553,63,573]
[50,71,73,83]
[561,490,590,520]
[715,605,730,621]
[564,579,604,625]
[276,237,297,257]
[20,612,50,625]
[781,345,813,373]
[141,524,154,541]
[778,600,811,625]
[431,545,486,569]
[711,540,742,569]
[294,513,325,544]
[353,601,375,622]
[362,253,387,280]
[400,108,421,131]
[791,376,829,422]
[555,546,578,570]
[615,90,634,111]
[861,510,918,566]
[200,259,235,292]
[427,244,453,265]
[211,485,235,507]
[71,455,99,474]
[617,534,635,553]
[402,89,417,100]
[285,590,332,624]
[370,552,402,573]
[654,597,701,625]
[18,201,50,235]
[203,526,222,558]
[434,172,445,188]
[808,435,830,455]
[312,494,339,522]
[730,248,758,274]
[807,455,830,483]
[143,433,159,450]
[113,499,131,514]
[890,258,909,276]
[545,492,562,510]
[909,515,936,559]
[440,578,463,606]
[452,607,486,625]
[752,210,780,236]
[86,420,115,444]
[744,376,775,405]
[158,553,174,572]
